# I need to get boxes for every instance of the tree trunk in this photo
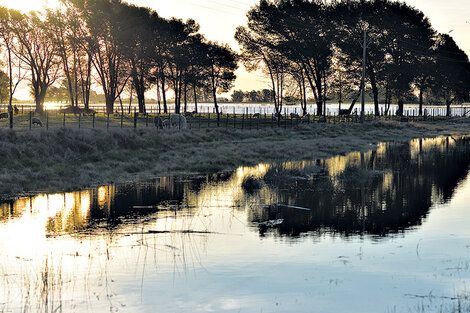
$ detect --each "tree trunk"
[161,75,167,113]
[397,100,404,116]
[368,66,379,116]
[105,94,114,114]
[193,83,198,113]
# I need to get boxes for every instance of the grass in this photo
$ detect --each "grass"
[1,117,470,198]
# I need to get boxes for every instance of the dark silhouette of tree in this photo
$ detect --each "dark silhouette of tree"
[205,41,238,125]
[10,11,60,112]
[433,34,470,116]
[0,7,26,111]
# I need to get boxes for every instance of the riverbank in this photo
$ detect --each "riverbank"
[1,118,469,198]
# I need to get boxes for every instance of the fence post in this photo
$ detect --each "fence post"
[63,112,66,127]
[9,110,13,129]
[93,113,95,128]
[134,108,137,129]
[226,113,229,128]
[29,111,32,130]
[234,113,236,128]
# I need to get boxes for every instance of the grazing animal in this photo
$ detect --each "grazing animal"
[339,109,350,116]
[170,114,187,129]
[290,113,301,119]
[273,112,283,120]
[0,112,8,119]
[318,116,327,123]
[32,117,43,127]
[154,116,164,129]
[253,113,261,118]
[162,119,170,128]
[184,112,193,118]
[13,106,19,115]
[301,114,311,123]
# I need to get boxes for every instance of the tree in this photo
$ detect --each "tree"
[205,41,238,125]
[231,90,245,102]
[0,70,9,104]
[0,7,26,111]
[73,0,132,114]
[433,34,470,116]
[10,11,60,112]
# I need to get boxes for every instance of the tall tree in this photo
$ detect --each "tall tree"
[433,34,470,116]
[205,41,238,125]
[10,11,59,112]
[0,7,25,111]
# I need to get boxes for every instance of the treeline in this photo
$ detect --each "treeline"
[231,89,274,103]
[0,0,238,123]
[235,0,470,116]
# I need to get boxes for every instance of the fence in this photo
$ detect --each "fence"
[1,103,470,118]
[0,106,462,132]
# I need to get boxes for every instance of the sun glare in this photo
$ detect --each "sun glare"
[0,0,60,12]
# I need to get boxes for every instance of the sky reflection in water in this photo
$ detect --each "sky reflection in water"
[1,137,470,313]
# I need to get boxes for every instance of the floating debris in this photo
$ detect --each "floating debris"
[258,219,284,228]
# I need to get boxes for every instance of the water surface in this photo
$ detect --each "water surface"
[1,137,470,313]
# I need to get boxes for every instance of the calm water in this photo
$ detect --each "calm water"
[1,137,470,313]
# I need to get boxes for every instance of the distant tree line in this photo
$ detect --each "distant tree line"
[235,0,470,116]
[231,89,274,103]
[0,0,238,125]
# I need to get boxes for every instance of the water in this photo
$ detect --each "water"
[1,137,470,312]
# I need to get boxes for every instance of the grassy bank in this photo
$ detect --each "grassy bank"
[1,118,470,198]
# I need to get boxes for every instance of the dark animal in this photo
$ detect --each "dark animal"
[184,112,193,118]
[290,113,301,119]
[162,119,170,128]
[318,116,327,123]
[13,106,19,115]
[32,117,43,127]
[253,113,261,118]
[0,112,8,119]
[154,116,163,129]
[339,109,350,116]
[273,112,284,120]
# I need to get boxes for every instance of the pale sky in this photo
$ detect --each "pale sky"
[0,0,468,96]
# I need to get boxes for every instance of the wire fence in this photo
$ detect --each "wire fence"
[0,107,462,132]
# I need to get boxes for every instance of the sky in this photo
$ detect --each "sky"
[0,0,468,97]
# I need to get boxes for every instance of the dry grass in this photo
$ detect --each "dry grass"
[1,118,470,198]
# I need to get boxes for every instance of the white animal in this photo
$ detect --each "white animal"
[301,114,311,123]
[170,114,187,129]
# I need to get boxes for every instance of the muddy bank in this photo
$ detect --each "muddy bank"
[0,118,469,198]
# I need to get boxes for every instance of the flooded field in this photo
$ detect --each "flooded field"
[1,137,470,313]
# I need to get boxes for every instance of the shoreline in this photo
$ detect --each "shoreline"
[1,118,469,200]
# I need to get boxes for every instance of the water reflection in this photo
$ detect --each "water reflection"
[1,136,470,313]
[1,137,470,239]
